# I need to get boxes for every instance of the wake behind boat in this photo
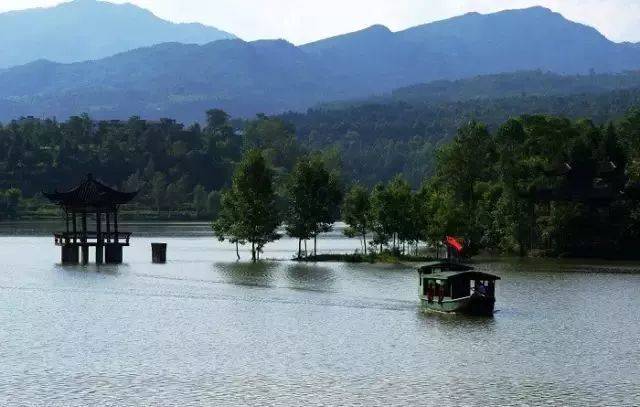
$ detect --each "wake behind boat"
[418,261,500,316]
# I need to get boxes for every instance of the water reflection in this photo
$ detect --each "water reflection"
[54,263,128,276]
[284,263,336,291]
[417,309,498,330]
[216,261,278,287]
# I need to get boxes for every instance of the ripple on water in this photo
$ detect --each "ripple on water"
[0,228,639,406]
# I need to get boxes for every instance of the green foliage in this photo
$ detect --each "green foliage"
[243,115,301,171]
[342,185,372,254]
[213,149,281,262]
[285,155,342,257]
[0,188,22,219]
[428,114,640,258]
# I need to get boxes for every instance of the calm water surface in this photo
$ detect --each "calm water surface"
[0,222,638,406]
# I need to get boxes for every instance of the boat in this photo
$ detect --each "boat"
[418,261,500,316]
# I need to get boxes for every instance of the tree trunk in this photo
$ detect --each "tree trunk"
[304,239,307,257]
[363,231,367,255]
[251,242,256,262]
[298,238,302,259]
[314,235,317,256]
[236,241,240,260]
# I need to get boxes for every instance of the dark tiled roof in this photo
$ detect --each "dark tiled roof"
[44,174,137,208]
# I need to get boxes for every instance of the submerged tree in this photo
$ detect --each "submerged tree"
[218,149,281,262]
[342,185,372,255]
[285,156,342,257]
[212,189,244,260]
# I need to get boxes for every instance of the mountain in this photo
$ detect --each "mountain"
[302,7,640,92]
[0,39,338,122]
[0,0,235,68]
[2,6,640,122]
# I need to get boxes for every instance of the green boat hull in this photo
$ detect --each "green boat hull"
[420,294,495,316]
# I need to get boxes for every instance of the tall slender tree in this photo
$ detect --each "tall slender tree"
[342,185,372,255]
[285,156,342,257]
[212,149,281,261]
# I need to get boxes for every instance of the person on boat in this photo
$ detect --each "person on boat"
[477,282,487,296]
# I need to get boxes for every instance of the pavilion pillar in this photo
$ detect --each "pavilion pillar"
[106,212,111,243]
[61,209,78,264]
[114,208,119,244]
[61,244,79,264]
[96,210,103,265]
[81,212,89,265]
[72,211,77,243]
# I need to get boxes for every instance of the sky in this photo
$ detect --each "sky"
[1,0,640,44]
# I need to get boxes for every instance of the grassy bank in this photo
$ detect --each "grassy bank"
[293,252,436,264]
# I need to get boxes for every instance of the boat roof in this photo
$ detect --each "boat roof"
[423,270,501,281]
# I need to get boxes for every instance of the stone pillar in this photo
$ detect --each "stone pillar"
[114,208,119,244]
[106,212,111,243]
[61,245,79,264]
[105,244,123,264]
[152,243,167,264]
[96,211,103,264]
[81,212,89,265]
[72,212,77,243]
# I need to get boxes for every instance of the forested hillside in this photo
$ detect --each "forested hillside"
[282,86,640,186]
[2,85,640,223]
[371,71,640,104]
[3,7,640,120]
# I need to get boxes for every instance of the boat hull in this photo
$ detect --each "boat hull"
[420,294,495,316]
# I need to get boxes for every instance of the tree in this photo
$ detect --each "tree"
[213,149,281,262]
[0,188,22,219]
[150,172,167,213]
[207,191,221,217]
[342,185,371,255]
[285,156,342,257]
[212,189,244,260]
[386,175,413,253]
[369,183,393,253]
[243,115,301,170]
[192,185,208,218]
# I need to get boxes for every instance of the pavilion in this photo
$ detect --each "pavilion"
[44,174,138,265]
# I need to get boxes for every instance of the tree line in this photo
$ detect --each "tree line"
[0,110,303,219]
[4,103,640,260]
[213,109,640,260]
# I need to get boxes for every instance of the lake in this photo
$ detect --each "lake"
[0,222,638,406]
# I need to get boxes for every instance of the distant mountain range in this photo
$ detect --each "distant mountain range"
[2,5,640,122]
[0,0,235,68]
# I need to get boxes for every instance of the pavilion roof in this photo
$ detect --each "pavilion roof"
[44,174,138,209]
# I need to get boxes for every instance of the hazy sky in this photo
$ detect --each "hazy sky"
[1,0,640,44]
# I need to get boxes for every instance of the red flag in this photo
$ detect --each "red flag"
[446,236,463,252]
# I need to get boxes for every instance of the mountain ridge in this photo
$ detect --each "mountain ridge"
[0,0,235,68]
[2,6,640,122]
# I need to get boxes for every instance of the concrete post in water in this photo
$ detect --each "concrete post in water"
[105,244,123,264]
[61,245,79,264]
[152,243,167,264]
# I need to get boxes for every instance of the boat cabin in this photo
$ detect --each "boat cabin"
[418,261,500,315]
